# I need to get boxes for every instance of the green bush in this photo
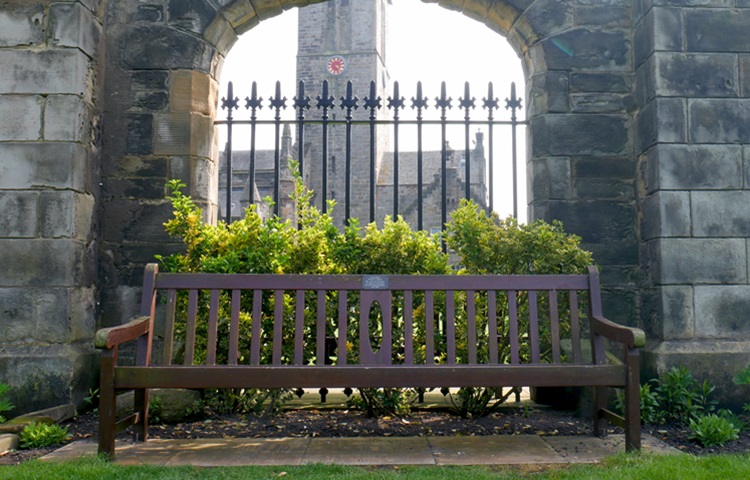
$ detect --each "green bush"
[19,422,71,449]
[689,414,739,447]
[733,364,750,414]
[444,200,593,417]
[654,366,716,425]
[0,383,14,424]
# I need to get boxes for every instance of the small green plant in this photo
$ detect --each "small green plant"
[0,383,14,424]
[347,388,413,417]
[19,422,72,449]
[654,366,715,424]
[614,382,662,425]
[717,408,748,432]
[733,363,750,414]
[689,414,740,447]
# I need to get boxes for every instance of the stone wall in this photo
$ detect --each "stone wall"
[3,0,750,410]
[0,0,103,413]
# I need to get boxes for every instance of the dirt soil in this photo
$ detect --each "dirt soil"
[3,407,750,465]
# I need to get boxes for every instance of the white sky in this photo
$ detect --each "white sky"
[218,0,527,220]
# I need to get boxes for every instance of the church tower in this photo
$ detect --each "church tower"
[297,0,391,224]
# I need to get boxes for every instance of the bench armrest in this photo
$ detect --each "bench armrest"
[590,314,646,349]
[95,316,151,349]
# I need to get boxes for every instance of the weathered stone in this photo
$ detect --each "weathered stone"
[0,434,18,455]
[650,238,747,285]
[546,200,636,245]
[0,239,86,287]
[0,50,90,97]
[220,0,259,34]
[0,191,38,238]
[692,191,750,237]
[542,29,630,71]
[133,91,169,111]
[0,416,55,434]
[22,404,77,424]
[647,144,742,192]
[121,26,215,72]
[641,191,691,240]
[529,72,569,113]
[249,0,284,21]
[44,95,91,142]
[0,143,87,190]
[40,191,95,240]
[575,5,629,27]
[484,0,528,36]
[636,98,686,152]
[583,239,639,266]
[655,52,737,97]
[652,7,682,52]
[571,93,633,113]
[111,156,169,178]
[529,156,571,202]
[125,114,154,155]
[135,4,164,22]
[132,71,169,91]
[0,344,98,416]
[153,112,214,157]
[0,96,42,141]
[169,0,219,35]
[695,286,750,339]
[170,70,218,116]
[116,389,202,424]
[572,156,633,179]
[657,286,695,341]
[531,114,629,157]
[514,0,573,46]
[570,73,631,94]
[0,4,44,47]
[573,177,633,200]
[687,8,750,52]
[49,2,101,59]
[103,177,166,200]
[690,99,750,143]
[741,54,750,98]
[204,15,238,55]
[0,288,37,342]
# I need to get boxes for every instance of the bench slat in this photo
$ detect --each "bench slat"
[161,290,176,366]
[114,364,628,390]
[488,291,498,364]
[509,290,519,364]
[467,290,477,365]
[337,291,347,365]
[425,291,434,365]
[529,291,540,364]
[404,290,414,365]
[206,289,220,366]
[446,291,455,365]
[228,290,241,365]
[295,290,304,366]
[569,291,582,364]
[316,290,326,366]
[549,290,561,364]
[273,290,283,365]
[251,289,262,365]
[184,290,198,365]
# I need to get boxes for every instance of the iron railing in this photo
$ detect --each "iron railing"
[216,80,526,228]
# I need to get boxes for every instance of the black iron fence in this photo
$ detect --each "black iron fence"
[216,80,526,230]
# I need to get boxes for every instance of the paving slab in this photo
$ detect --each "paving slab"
[543,434,682,463]
[165,438,311,466]
[303,437,435,465]
[428,435,565,465]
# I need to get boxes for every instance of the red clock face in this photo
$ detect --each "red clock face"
[327,56,346,75]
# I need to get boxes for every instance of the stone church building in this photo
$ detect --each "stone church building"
[2,0,750,411]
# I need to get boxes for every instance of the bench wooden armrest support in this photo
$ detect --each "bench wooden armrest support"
[590,314,646,349]
[95,316,152,350]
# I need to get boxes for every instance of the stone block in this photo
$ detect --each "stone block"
[514,0,573,46]
[0,434,18,455]
[636,98,686,152]
[0,96,42,141]
[633,8,652,70]
[641,191,690,240]
[121,26,215,73]
[571,93,633,113]
[647,144,742,192]
[0,239,85,287]
[168,0,219,35]
[44,95,91,142]
[34,287,96,344]
[652,7,682,52]
[583,239,639,267]
[740,55,750,98]
[687,8,750,53]
[635,56,655,109]
[650,238,746,285]
[153,112,215,157]
[0,288,37,342]
[125,114,154,155]
[0,143,87,191]
[529,157,571,202]
[575,5,629,27]
[0,50,90,97]
[116,388,202,423]
[190,157,219,202]
[531,114,629,157]
[0,4,44,47]
[133,91,169,111]
[572,156,633,179]
[657,286,694,341]
[643,340,750,409]
[204,15,238,55]
[221,0,259,34]
[132,71,169,91]
[49,2,101,59]
[0,343,98,416]
[601,287,639,327]
[655,52,737,97]
[542,29,630,71]
[695,286,750,339]
[135,4,164,22]
[547,200,636,245]
[40,190,94,240]
[0,191,39,238]
[573,177,633,200]
[690,99,750,144]
[692,191,750,237]
[529,72,568,113]
[170,70,218,116]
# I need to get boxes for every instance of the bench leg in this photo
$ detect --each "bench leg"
[98,349,116,460]
[133,388,149,442]
[592,386,609,438]
[624,348,642,451]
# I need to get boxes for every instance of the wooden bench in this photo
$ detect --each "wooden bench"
[96,263,645,459]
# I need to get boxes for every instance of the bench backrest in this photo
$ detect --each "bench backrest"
[137,264,603,368]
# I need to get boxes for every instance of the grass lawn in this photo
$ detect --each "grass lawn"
[1,453,749,480]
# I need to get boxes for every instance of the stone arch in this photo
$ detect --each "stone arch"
[100,0,636,336]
